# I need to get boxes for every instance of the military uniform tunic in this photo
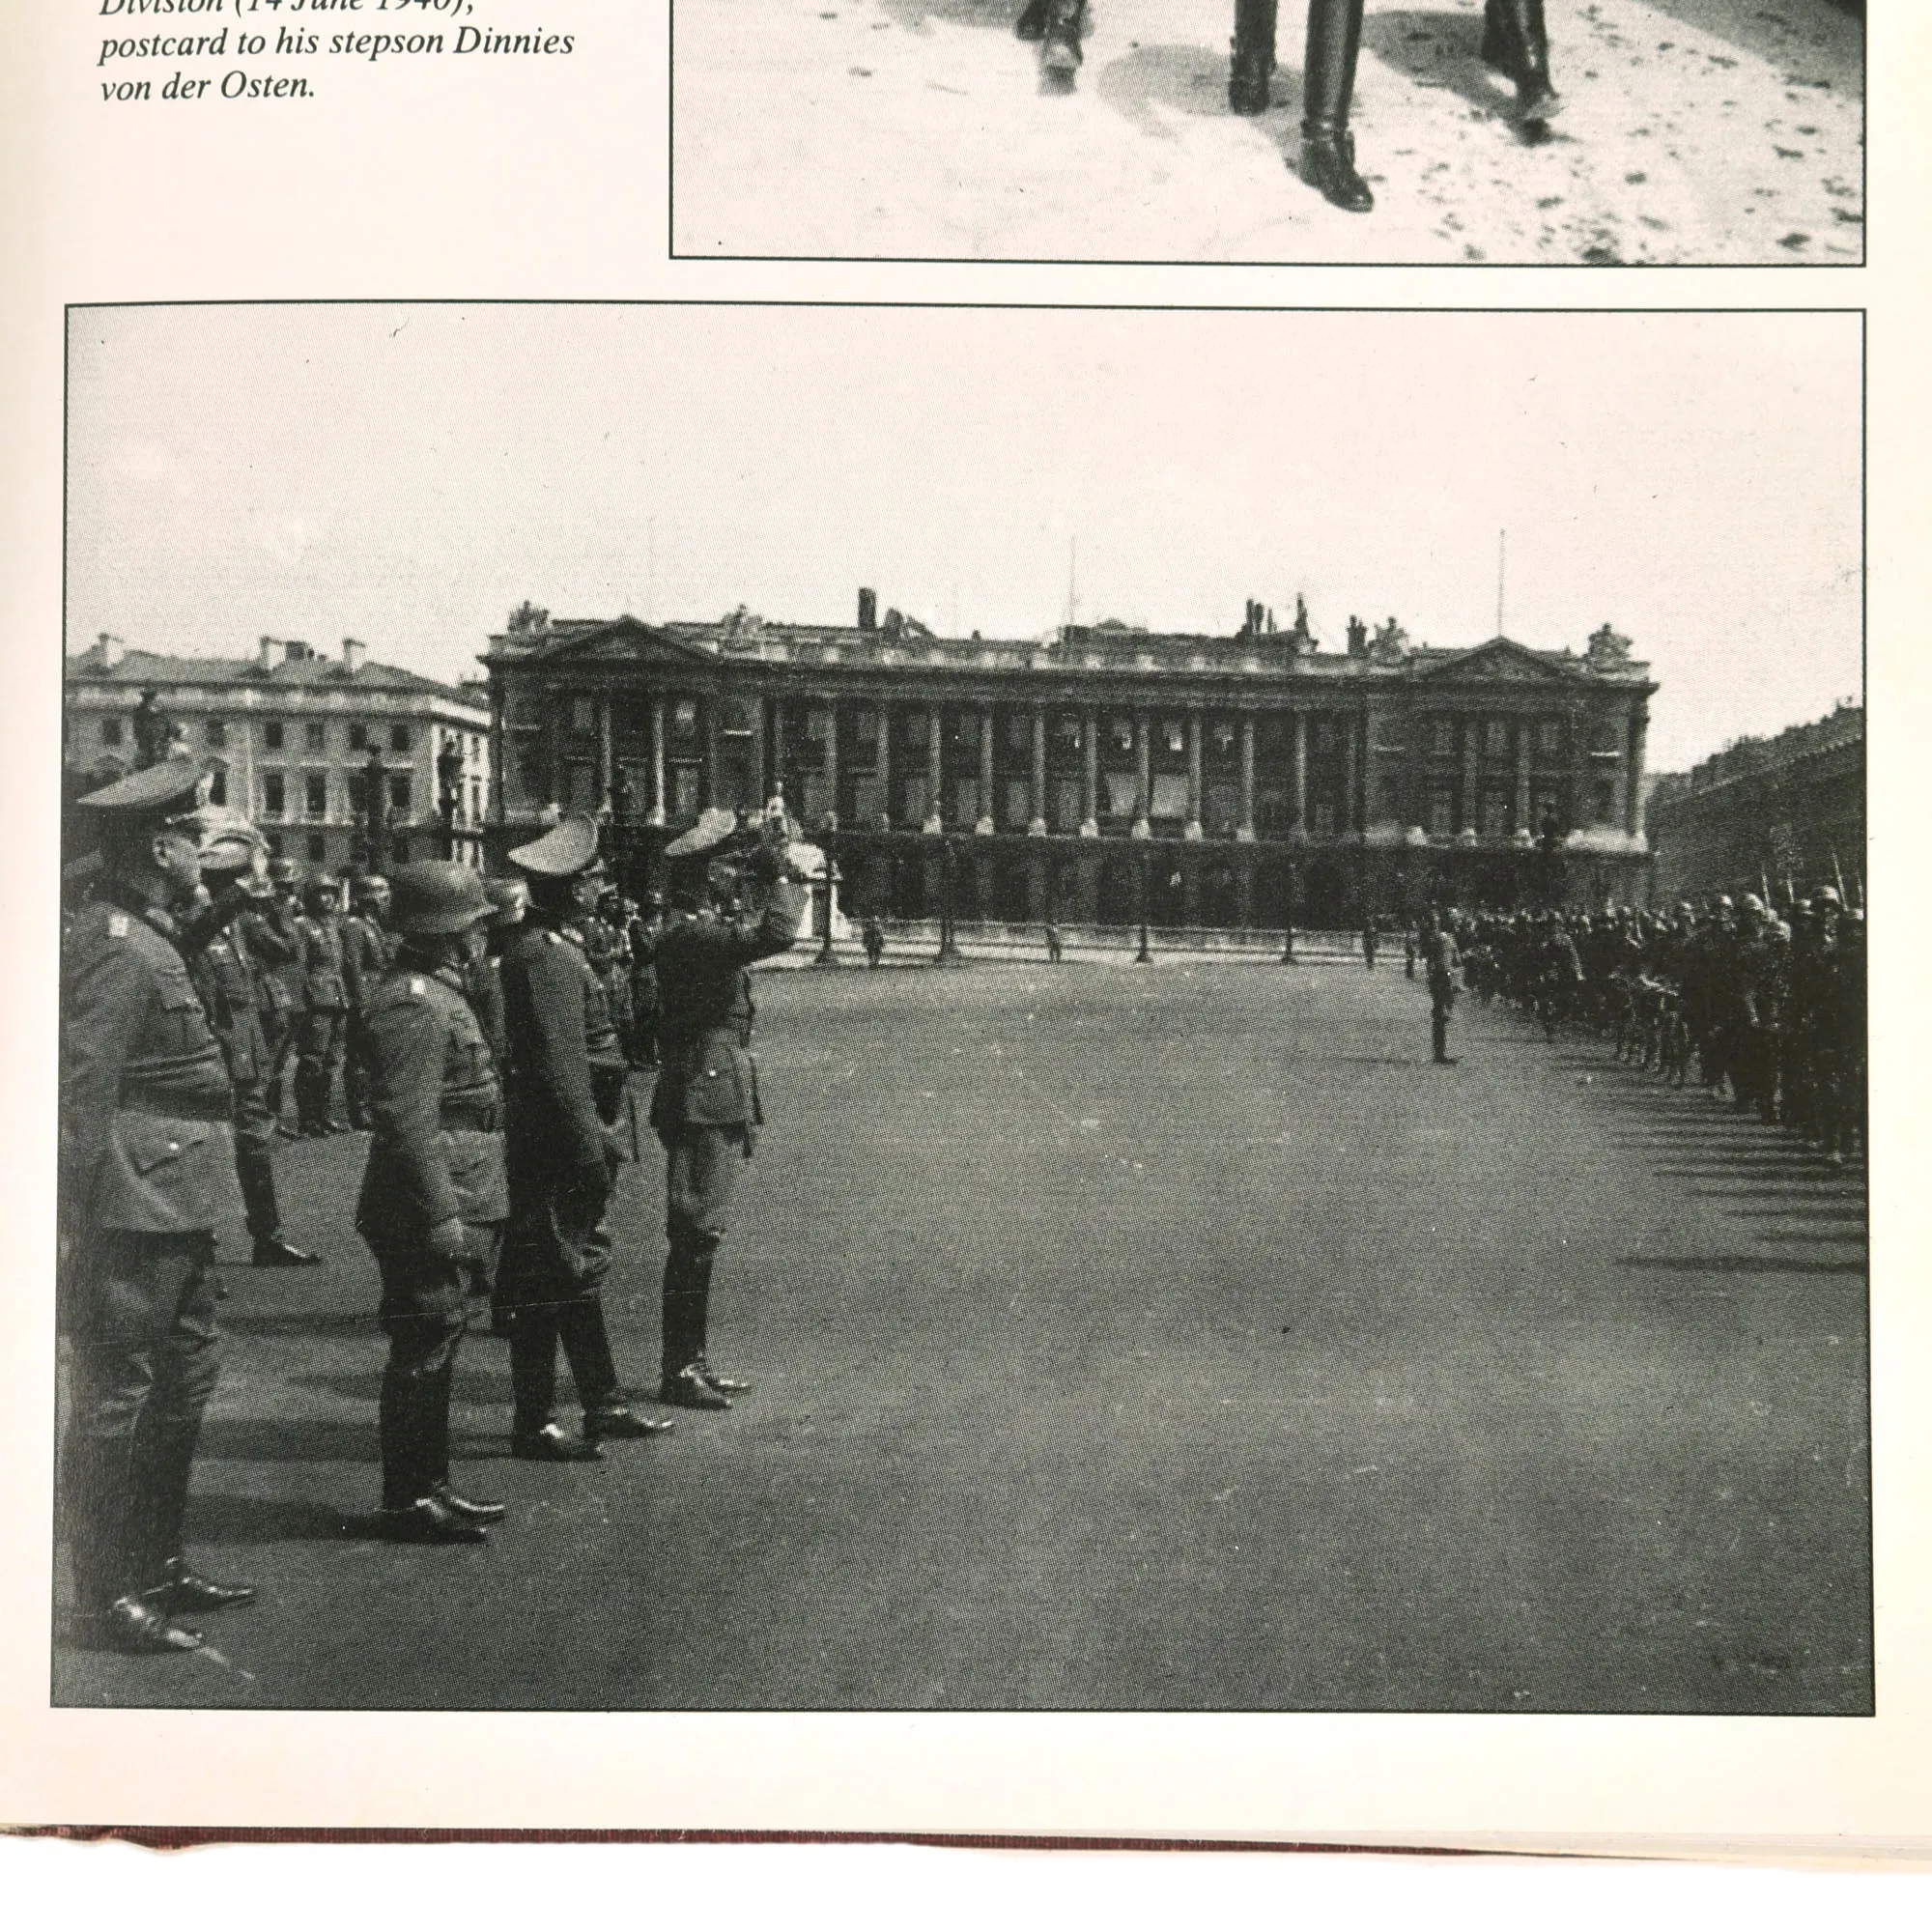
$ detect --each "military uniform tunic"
[60,895,242,1612]
[185,915,284,1241]
[355,956,509,1509]
[650,884,808,1249]
[294,911,351,1131]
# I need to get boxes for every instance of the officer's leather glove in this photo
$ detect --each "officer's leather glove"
[427,1218,472,1264]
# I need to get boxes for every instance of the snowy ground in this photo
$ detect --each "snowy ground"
[670,0,1863,264]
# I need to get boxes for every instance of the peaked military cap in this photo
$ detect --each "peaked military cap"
[508,810,605,878]
[74,758,211,825]
[663,807,741,863]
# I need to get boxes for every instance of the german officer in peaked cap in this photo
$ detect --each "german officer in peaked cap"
[355,863,511,1543]
[59,762,257,1654]
[495,813,670,1459]
[650,809,808,1409]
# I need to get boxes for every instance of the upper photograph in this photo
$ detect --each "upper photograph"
[670,0,1864,264]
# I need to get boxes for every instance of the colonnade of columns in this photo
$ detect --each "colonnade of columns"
[508,684,1644,850]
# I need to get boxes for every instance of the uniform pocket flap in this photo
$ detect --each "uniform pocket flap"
[119,1117,212,1175]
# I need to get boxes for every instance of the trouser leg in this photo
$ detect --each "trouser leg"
[233,1079,280,1240]
[1432,1002,1451,1062]
[557,1297,621,1413]
[508,1308,560,1435]
[65,1234,219,1611]
[345,1014,372,1127]
[380,1312,466,1507]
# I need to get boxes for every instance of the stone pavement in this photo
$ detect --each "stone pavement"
[54,961,1868,1711]
[671,0,1863,264]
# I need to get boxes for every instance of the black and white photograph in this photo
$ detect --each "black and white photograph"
[670,0,1865,264]
[53,300,1867,1719]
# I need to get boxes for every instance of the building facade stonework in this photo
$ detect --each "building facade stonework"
[1646,702,1863,906]
[64,634,493,874]
[484,597,1657,928]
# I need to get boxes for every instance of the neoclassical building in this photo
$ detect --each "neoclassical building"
[483,595,1656,928]
[64,634,494,873]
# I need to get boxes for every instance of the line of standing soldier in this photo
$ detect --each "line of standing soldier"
[1014,1,1563,213]
[60,767,810,1651]
[1428,893,1866,1163]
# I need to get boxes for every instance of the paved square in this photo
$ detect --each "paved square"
[55,960,1869,1711]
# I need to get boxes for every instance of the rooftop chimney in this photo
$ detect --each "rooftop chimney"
[258,636,284,671]
[857,587,877,632]
[342,638,366,675]
[99,632,125,668]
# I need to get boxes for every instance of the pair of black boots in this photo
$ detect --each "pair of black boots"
[1228,0,1562,213]
[1227,0,1373,212]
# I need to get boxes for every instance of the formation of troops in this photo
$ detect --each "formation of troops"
[1415,894,1867,1163]
[53,752,1864,1660]
[1014,0,1563,212]
[57,759,806,1655]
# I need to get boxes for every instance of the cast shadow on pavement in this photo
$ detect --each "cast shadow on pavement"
[1633,0,1860,73]
[185,1492,354,1544]
[1361,10,1560,146]
[872,0,1018,34]
[1614,1253,1865,1276]
[1095,43,1285,143]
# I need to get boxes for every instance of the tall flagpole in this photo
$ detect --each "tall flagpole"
[1496,529,1507,637]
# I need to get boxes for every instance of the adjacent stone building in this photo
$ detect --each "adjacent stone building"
[484,594,1655,929]
[63,634,494,873]
[1647,702,1864,906]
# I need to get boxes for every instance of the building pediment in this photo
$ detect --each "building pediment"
[1413,637,1580,683]
[503,615,719,671]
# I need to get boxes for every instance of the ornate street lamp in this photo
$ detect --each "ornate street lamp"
[1134,844,1153,966]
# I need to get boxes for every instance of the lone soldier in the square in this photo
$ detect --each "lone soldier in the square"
[650,810,808,1409]
[1425,914,1463,1065]
[496,813,670,1459]
[355,863,512,1544]
[59,762,258,1654]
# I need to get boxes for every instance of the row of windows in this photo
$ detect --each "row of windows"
[93,715,486,757]
[257,771,414,819]
[557,700,1613,765]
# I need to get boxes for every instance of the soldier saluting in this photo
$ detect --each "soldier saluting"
[495,813,669,1459]
[355,864,512,1544]
[59,762,257,1654]
[650,810,809,1410]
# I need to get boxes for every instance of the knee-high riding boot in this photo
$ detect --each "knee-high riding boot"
[1491,0,1562,121]
[1229,0,1279,116]
[1300,0,1374,212]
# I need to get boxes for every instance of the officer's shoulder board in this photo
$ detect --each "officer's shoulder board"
[544,930,561,946]
[107,912,130,939]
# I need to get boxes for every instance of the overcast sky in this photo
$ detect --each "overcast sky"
[65,305,1861,773]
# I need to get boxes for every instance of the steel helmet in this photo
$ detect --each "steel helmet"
[390,862,492,936]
